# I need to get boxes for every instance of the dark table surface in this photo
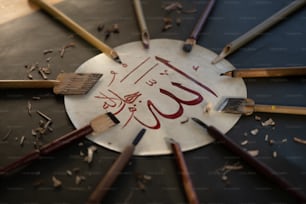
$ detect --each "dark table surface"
[1,0,306,203]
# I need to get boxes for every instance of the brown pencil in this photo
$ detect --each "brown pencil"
[166,138,199,204]
[87,128,146,204]
[29,0,122,64]
[192,117,306,203]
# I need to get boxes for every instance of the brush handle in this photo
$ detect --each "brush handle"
[0,80,59,88]
[29,0,116,59]
[171,142,199,204]
[230,67,306,78]
[0,125,93,176]
[190,0,215,39]
[87,145,135,204]
[40,125,93,154]
[206,125,306,203]
[254,104,306,115]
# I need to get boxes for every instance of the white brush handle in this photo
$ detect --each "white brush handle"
[0,80,59,88]
[254,104,306,115]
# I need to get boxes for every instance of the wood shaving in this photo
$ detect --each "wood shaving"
[20,136,25,146]
[203,102,212,113]
[27,100,32,116]
[254,115,261,121]
[250,128,259,136]
[261,118,275,127]
[164,2,182,12]
[2,129,12,141]
[84,145,98,163]
[293,137,306,145]
[240,140,248,146]
[272,151,277,158]
[247,150,259,157]
[264,134,269,141]
[75,175,86,185]
[43,49,53,55]
[60,42,75,58]
[52,176,62,188]
[66,170,73,176]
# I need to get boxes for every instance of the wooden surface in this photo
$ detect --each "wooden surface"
[0,0,62,25]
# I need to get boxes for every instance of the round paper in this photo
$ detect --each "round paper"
[64,39,247,156]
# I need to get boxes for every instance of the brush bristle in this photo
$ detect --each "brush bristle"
[106,112,120,124]
[182,38,196,53]
[90,112,120,133]
[216,98,250,114]
[132,128,146,146]
[54,73,102,95]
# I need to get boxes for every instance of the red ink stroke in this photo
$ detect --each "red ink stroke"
[134,63,159,84]
[120,57,151,83]
[155,56,218,97]
[95,90,142,115]
[108,70,118,87]
[133,82,203,129]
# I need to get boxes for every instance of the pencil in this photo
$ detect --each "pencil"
[133,0,150,48]
[87,128,146,204]
[192,117,306,203]
[166,138,200,204]
[220,66,306,78]
[29,0,122,64]
[183,0,216,52]
[212,0,306,64]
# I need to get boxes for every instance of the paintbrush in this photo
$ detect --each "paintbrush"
[191,117,306,203]
[0,73,102,95]
[166,138,199,204]
[0,112,120,176]
[87,128,146,204]
[29,0,122,64]
[216,97,306,115]
[220,66,306,78]
[182,0,216,52]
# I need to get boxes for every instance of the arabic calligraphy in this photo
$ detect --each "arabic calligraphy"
[94,56,218,129]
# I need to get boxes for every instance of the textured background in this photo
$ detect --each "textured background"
[0,0,306,203]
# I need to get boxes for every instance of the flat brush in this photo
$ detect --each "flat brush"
[0,112,120,176]
[87,128,146,204]
[192,117,306,203]
[166,138,199,204]
[216,97,306,116]
[220,66,306,78]
[0,73,102,95]
[183,0,216,52]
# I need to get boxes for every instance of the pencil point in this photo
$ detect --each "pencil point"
[182,38,195,53]
[141,31,150,49]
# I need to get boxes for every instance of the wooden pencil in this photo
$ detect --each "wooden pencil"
[167,138,199,204]
[29,0,122,64]
[87,129,146,204]
[212,0,306,64]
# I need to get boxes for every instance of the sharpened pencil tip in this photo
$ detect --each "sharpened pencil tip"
[191,117,208,128]
[183,44,193,52]
[132,128,146,146]
[114,56,122,64]
[182,38,196,53]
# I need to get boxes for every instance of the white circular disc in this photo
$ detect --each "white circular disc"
[64,39,247,156]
